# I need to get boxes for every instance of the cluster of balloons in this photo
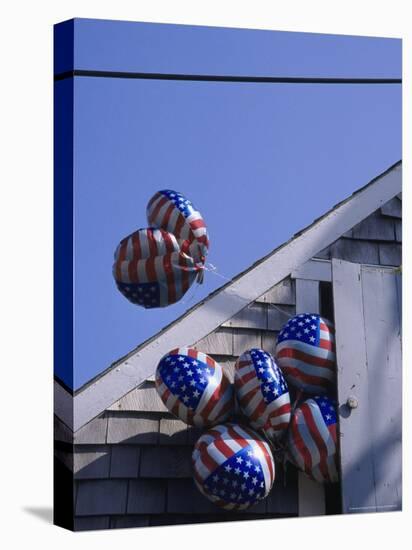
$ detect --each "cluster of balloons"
[154,313,338,510]
[113,190,209,308]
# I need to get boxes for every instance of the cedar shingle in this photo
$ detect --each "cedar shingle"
[194,328,233,355]
[140,446,192,478]
[167,479,222,514]
[74,416,108,444]
[110,446,140,478]
[380,197,402,218]
[159,418,188,445]
[261,331,280,356]
[351,211,396,240]
[267,305,294,331]
[54,448,73,472]
[186,426,203,445]
[256,278,295,305]
[76,480,128,516]
[222,304,268,330]
[314,245,331,260]
[127,479,167,514]
[74,447,110,479]
[108,387,167,413]
[54,416,73,444]
[379,243,402,266]
[330,238,380,264]
[211,357,236,382]
[107,414,159,445]
[233,329,261,355]
[395,220,402,242]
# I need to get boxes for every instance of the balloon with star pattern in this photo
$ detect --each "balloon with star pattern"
[155,347,235,427]
[147,189,209,266]
[275,313,336,395]
[287,395,339,483]
[192,422,275,510]
[234,348,291,442]
[113,227,202,308]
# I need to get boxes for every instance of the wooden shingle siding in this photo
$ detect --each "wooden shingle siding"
[54,448,73,472]
[74,416,108,444]
[158,418,188,445]
[323,239,380,264]
[167,479,223,514]
[194,327,233,355]
[295,279,320,314]
[186,425,204,444]
[314,199,402,267]
[74,447,111,479]
[267,305,295,330]
[140,446,192,478]
[221,303,268,330]
[351,211,396,241]
[394,220,401,242]
[261,331,279,356]
[54,416,73,444]
[233,328,262,355]
[127,479,167,514]
[380,196,401,218]
[76,480,128,516]
[108,386,168,413]
[107,414,159,444]
[212,356,236,381]
[378,243,401,266]
[110,446,140,478]
[54,380,73,430]
[256,277,295,305]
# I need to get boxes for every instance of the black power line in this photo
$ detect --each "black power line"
[54,69,401,84]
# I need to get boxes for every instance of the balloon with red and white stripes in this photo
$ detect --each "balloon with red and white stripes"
[192,423,275,510]
[287,395,338,483]
[113,227,202,308]
[275,313,336,395]
[147,189,209,266]
[155,347,234,427]
[234,349,291,442]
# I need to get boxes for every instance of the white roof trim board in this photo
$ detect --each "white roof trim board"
[57,162,401,431]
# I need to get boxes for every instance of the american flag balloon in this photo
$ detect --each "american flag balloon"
[147,189,209,266]
[287,395,338,483]
[192,423,275,510]
[155,347,234,427]
[275,313,336,395]
[234,349,291,442]
[113,227,202,308]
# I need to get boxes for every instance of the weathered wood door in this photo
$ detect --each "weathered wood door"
[332,259,402,513]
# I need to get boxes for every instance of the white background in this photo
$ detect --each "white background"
[0,0,409,548]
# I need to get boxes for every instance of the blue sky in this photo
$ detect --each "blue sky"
[60,22,401,389]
